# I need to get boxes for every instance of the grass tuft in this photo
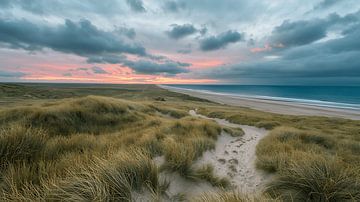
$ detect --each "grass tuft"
[266,157,360,201]
[192,191,276,202]
[47,149,160,201]
[222,127,245,137]
[0,125,47,171]
[191,164,231,188]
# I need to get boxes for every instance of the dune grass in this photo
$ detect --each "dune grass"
[198,105,360,201]
[1,83,360,201]
[47,150,159,201]
[266,157,360,201]
[0,93,222,200]
[191,164,231,188]
[222,126,245,137]
[192,191,277,202]
[0,96,143,136]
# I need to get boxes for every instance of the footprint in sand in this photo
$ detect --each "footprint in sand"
[228,158,239,164]
[217,158,226,164]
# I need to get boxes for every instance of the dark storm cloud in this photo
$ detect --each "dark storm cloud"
[270,19,329,47]
[270,11,360,48]
[198,22,360,83]
[199,30,244,51]
[123,60,190,75]
[202,51,360,79]
[0,70,26,77]
[0,18,147,56]
[163,1,186,12]
[166,24,197,39]
[284,23,360,59]
[91,66,108,74]
[126,0,145,12]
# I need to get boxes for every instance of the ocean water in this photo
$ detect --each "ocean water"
[165,85,360,110]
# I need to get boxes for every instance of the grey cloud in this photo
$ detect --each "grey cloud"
[314,0,338,10]
[284,24,360,59]
[0,0,11,7]
[126,0,145,12]
[123,60,190,75]
[177,43,192,54]
[198,51,360,84]
[70,66,108,74]
[200,30,244,51]
[62,72,72,77]
[0,70,26,77]
[163,1,186,12]
[199,26,208,36]
[91,66,108,74]
[166,24,197,39]
[270,11,360,48]
[0,18,147,57]
[177,49,191,54]
[87,55,126,64]
[116,27,136,39]
[75,68,88,71]
[0,0,128,16]
[270,19,329,47]
[197,23,360,84]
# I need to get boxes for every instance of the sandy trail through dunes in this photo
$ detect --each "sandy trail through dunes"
[143,110,271,201]
[190,109,271,193]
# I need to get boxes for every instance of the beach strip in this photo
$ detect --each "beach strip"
[159,85,360,120]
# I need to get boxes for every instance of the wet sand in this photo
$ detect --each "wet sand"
[160,85,360,120]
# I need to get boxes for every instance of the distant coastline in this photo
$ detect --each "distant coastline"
[159,84,360,120]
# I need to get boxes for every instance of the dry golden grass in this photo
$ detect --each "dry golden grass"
[191,164,231,188]
[192,191,277,202]
[266,157,360,201]
[197,104,360,201]
[1,84,359,201]
[0,94,223,200]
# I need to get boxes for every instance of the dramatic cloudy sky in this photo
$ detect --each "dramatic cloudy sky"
[0,0,359,84]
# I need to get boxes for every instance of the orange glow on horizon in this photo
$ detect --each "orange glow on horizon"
[22,74,216,84]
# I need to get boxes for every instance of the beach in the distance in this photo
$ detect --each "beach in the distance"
[160,85,360,120]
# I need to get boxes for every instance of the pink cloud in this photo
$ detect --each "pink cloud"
[250,43,272,53]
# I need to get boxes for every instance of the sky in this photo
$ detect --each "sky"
[0,0,359,85]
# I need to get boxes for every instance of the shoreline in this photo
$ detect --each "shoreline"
[159,85,360,120]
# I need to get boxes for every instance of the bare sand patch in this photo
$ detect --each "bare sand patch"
[149,110,271,200]
[190,110,271,194]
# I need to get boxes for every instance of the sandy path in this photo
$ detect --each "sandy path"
[190,110,271,193]
[145,110,271,201]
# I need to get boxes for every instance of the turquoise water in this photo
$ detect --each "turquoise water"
[165,85,360,110]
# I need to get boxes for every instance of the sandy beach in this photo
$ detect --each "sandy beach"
[160,85,360,120]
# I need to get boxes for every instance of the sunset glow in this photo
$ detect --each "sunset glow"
[0,0,359,85]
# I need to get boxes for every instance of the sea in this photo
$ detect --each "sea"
[164,85,360,110]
